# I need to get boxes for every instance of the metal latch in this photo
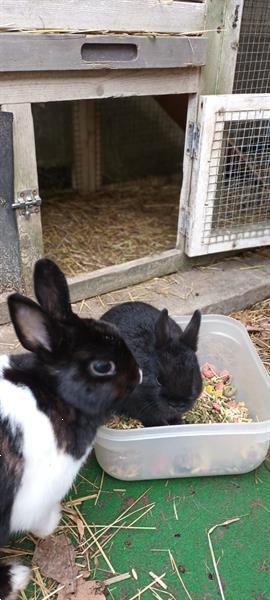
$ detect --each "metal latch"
[186,121,200,159]
[12,189,42,218]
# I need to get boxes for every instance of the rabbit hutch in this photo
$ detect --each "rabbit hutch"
[0,0,269,323]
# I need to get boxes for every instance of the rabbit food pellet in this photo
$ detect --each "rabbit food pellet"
[183,363,252,424]
[107,363,253,429]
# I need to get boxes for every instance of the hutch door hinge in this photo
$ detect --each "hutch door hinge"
[12,189,42,218]
[186,121,200,159]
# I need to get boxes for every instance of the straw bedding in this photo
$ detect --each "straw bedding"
[42,177,180,277]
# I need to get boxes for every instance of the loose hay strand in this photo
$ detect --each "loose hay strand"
[173,500,178,521]
[81,489,153,555]
[93,524,156,530]
[105,572,131,585]
[151,590,164,600]
[128,573,166,600]
[168,551,192,600]
[74,505,116,574]
[207,518,241,600]
[64,493,97,506]
[91,504,156,561]
[232,298,270,375]
[95,470,105,506]
[149,572,168,590]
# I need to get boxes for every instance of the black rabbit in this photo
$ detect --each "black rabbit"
[0,259,141,599]
[101,301,202,427]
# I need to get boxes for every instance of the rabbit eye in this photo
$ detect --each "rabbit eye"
[156,377,162,387]
[90,360,116,377]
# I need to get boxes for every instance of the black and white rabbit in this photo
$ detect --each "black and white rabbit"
[101,301,202,427]
[0,259,141,600]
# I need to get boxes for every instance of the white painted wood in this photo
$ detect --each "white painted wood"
[199,94,270,118]
[184,95,215,256]
[201,0,244,95]
[187,233,270,256]
[1,104,43,293]
[0,1,205,34]
[216,0,244,94]
[176,92,199,251]
[72,100,101,193]
[0,68,200,105]
[185,93,270,256]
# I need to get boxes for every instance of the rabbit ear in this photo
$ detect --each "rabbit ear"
[181,310,201,351]
[34,258,72,321]
[8,293,58,354]
[155,308,170,348]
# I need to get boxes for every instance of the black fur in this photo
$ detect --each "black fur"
[0,259,141,600]
[5,261,140,459]
[102,301,202,427]
[34,258,73,322]
[4,325,135,459]
[0,564,12,599]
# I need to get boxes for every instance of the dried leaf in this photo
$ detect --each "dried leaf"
[67,512,85,540]
[57,578,106,600]
[77,518,85,541]
[33,534,78,593]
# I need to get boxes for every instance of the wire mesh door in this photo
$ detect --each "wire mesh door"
[233,0,270,94]
[183,94,270,256]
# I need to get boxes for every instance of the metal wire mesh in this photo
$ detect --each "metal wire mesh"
[97,97,184,184]
[203,109,270,245]
[234,0,270,94]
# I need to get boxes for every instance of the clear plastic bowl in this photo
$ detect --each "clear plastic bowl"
[95,315,270,480]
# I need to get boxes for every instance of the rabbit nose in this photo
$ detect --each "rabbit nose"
[139,369,143,384]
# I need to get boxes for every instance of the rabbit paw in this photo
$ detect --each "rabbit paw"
[31,503,61,538]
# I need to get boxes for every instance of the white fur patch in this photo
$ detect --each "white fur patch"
[10,564,31,594]
[0,355,92,536]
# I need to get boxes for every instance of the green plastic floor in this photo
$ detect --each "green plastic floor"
[71,452,270,600]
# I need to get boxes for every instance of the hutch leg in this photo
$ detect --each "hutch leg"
[1,103,43,294]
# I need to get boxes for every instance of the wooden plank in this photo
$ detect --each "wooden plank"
[187,232,270,256]
[0,34,207,72]
[216,0,244,94]
[1,104,43,293]
[0,68,200,104]
[176,92,199,251]
[200,0,224,94]
[200,0,244,94]
[72,100,101,193]
[68,249,185,303]
[0,111,21,292]
[0,1,205,34]
[199,93,270,115]
[184,94,222,256]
